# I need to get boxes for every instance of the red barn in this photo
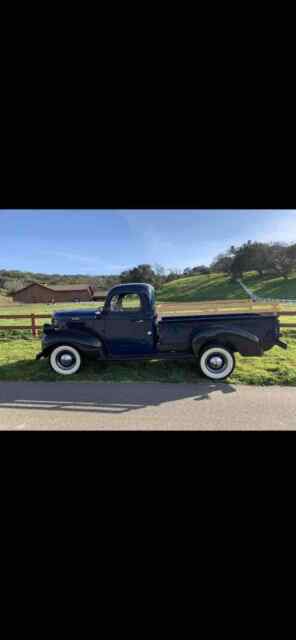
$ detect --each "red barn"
[13,282,97,304]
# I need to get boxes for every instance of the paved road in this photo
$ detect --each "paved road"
[0,381,295,430]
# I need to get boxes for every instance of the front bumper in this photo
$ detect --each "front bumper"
[277,339,288,350]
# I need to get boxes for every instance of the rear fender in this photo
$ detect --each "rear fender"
[192,327,262,357]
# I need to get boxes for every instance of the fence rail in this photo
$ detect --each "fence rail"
[0,313,51,337]
[157,299,296,310]
[0,302,296,337]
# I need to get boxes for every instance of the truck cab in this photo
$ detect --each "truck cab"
[99,283,157,355]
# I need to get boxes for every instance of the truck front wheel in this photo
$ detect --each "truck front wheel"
[199,345,235,381]
[49,345,82,376]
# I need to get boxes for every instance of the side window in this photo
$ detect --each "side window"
[109,293,142,312]
[121,294,142,311]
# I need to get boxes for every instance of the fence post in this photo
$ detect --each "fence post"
[31,314,37,338]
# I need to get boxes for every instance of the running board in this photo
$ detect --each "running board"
[106,352,195,362]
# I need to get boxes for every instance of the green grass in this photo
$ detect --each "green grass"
[229,329,296,385]
[157,273,246,302]
[157,271,296,302]
[0,329,295,385]
[278,315,296,324]
[242,272,296,299]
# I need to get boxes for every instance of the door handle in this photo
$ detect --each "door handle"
[133,319,144,324]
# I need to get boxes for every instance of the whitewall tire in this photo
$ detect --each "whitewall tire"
[199,346,235,381]
[49,345,82,376]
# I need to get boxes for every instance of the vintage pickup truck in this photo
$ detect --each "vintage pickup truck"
[36,283,287,380]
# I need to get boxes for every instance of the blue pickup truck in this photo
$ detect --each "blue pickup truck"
[36,282,287,380]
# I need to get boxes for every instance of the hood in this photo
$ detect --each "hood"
[53,308,99,321]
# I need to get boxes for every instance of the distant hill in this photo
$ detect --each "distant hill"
[157,271,296,302]
[157,273,247,302]
[0,269,120,290]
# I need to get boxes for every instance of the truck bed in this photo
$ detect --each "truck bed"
[157,312,279,353]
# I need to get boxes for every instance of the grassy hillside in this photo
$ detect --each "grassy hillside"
[157,273,247,302]
[157,271,296,302]
[242,272,296,299]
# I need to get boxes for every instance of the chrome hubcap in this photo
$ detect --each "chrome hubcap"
[208,355,224,369]
[58,353,75,368]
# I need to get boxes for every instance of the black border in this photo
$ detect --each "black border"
[1,134,295,210]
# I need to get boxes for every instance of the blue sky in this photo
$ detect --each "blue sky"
[1,210,296,275]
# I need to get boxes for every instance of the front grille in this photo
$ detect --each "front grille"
[43,324,55,334]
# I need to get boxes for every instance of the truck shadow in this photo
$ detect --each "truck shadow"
[0,361,237,415]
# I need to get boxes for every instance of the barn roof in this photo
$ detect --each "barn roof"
[50,284,91,291]
[14,282,92,294]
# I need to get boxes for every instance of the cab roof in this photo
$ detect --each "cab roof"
[106,282,155,299]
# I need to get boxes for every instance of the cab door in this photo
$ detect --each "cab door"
[103,292,154,355]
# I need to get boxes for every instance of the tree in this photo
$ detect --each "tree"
[165,269,182,283]
[228,245,239,256]
[244,242,269,276]
[230,252,246,279]
[153,264,167,289]
[246,242,271,276]
[230,241,272,278]
[210,254,234,274]
[120,264,157,286]
[287,243,296,264]
[267,243,296,279]
[183,265,210,276]
[225,240,296,280]
[191,265,210,275]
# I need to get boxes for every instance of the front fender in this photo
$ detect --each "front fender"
[39,329,106,359]
[192,327,263,357]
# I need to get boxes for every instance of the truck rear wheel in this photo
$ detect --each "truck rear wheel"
[199,345,235,381]
[49,345,81,376]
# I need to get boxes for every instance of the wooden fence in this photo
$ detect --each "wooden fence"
[157,299,291,311]
[157,300,296,327]
[0,300,296,337]
[0,314,51,337]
